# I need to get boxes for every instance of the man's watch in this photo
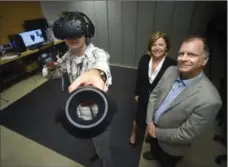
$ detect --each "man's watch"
[99,70,107,83]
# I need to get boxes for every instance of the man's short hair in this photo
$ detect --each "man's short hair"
[181,35,210,57]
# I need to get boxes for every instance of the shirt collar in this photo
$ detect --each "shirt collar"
[149,56,166,72]
[84,43,95,56]
[176,72,203,87]
[69,43,95,57]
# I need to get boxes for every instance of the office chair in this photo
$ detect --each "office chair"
[214,123,227,165]
[214,79,227,165]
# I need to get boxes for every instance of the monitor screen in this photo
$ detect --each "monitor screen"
[19,29,44,47]
[24,18,49,31]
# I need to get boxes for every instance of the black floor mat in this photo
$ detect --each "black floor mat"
[0,67,145,167]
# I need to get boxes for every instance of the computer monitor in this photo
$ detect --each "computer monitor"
[24,18,49,31]
[19,29,45,48]
[8,34,27,53]
[23,18,49,41]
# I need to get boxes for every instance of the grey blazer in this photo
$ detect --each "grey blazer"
[146,66,222,156]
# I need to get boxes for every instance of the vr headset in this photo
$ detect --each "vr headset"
[53,11,95,40]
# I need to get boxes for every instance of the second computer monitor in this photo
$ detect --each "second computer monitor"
[19,29,45,48]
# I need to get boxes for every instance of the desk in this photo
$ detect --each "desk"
[0,39,66,90]
[0,40,64,65]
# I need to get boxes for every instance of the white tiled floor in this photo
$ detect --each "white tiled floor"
[0,73,84,167]
[1,126,84,167]
[138,123,227,167]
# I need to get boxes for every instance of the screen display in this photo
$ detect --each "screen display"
[19,29,44,47]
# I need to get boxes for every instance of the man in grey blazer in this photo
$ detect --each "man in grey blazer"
[144,35,222,167]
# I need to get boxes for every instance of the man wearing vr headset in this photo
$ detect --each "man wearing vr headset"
[42,11,114,167]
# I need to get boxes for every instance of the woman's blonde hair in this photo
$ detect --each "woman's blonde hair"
[147,31,171,53]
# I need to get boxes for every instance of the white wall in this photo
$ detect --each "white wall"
[40,1,224,70]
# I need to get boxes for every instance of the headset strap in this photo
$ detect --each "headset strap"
[76,12,94,27]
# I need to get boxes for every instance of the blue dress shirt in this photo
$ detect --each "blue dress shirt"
[153,72,203,124]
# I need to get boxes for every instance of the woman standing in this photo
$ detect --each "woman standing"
[129,31,176,147]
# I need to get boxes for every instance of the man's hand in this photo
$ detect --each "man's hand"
[46,61,58,70]
[46,55,61,70]
[68,69,105,93]
[147,122,156,138]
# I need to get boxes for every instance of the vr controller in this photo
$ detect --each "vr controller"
[38,48,58,66]
[55,86,118,138]
[53,11,95,40]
